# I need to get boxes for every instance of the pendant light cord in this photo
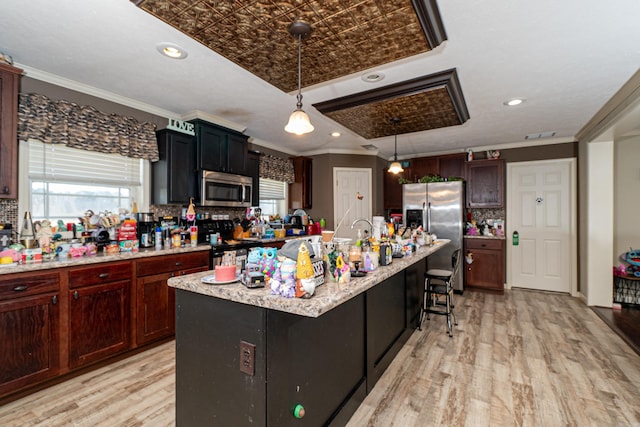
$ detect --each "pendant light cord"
[296,33,303,109]
[393,117,399,160]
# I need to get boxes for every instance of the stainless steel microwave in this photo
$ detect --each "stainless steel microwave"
[201,171,252,207]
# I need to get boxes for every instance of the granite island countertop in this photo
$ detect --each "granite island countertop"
[168,239,450,318]
[0,244,211,275]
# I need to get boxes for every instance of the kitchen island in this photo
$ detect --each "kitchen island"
[168,240,449,426]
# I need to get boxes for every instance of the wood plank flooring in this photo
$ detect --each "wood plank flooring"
[1,289,640,426]
[592,305,640,356]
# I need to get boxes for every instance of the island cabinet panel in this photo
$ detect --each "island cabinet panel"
[68,262,132,369]
[267,295,366,427]
[366,272,405,392]
[0,272,60,398]
[135,251,209,346]
[175,290,268,427]
[405,259,426,329]
[175,289,367,427]
[174,267,430,426]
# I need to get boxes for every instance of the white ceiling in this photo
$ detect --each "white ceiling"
[1,0,639,160]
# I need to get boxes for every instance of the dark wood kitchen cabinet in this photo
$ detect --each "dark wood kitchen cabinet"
[153,129,197,205]
[0,271,60,398]
[438,153,467,180]
[68,262,132,369]
[0,63,22,198]
[409,157,438,181]
[464,238,505,292]
[192,119,248,174]
[383,154,467,211]
[466,159,504,208]
[289,156,312,210]
[135,251,209,346]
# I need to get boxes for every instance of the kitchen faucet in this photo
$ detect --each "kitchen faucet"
[351,218,373,240]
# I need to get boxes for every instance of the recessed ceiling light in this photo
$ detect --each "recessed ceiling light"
[156,43,188,59]
[361,72,385,83]
[504,98,525,106]
[330,131,341,137]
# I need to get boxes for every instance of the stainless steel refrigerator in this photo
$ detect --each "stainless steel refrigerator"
[403,181,465,291]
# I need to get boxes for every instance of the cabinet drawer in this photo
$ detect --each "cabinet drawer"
[0,271,60,301]
[136,251,210,277]
[69,261,132,288]
[465,238,504,251]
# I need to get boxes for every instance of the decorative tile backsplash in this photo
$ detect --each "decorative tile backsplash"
[150,205,248,222]
[468,208,505,224]
[0,199,18,230]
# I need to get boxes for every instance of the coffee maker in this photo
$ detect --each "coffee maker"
[135,213,157,248]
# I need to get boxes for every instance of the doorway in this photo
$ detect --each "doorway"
[333,168,372,242]
[507,159,577,294]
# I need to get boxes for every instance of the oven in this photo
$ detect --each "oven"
[201,170,252,208]
[199,219,260,273]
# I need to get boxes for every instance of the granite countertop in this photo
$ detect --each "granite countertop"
[464,234,506,240]
[0,244,211,275]
[168,239,450,318]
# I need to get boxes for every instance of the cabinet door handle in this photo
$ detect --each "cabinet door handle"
[73,290,79,300]
[170,272,175,278]
[2,186,8,194]
[175,262,182,266]
[13,285,28,292]
[99,272,110,279]
[52,295,58,305]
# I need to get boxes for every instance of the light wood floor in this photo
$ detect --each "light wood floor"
[2,289,640,426]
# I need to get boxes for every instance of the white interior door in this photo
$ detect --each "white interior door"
[333,168,372,241]
[507,159,576,293]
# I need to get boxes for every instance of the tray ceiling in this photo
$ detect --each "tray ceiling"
[134,0,447,93]
[313,69,469,139]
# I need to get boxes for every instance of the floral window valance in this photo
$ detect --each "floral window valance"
[18,93,159,161]
[259,154,295,184]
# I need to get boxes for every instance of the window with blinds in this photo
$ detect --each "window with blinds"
[259,178,287,219]
[23,140,144,221]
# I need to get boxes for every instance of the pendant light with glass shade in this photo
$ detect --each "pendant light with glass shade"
[388,117,404,174]
[285,21,314,135]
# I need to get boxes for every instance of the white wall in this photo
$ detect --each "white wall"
[614,136,640,262]
[581,141,614,307]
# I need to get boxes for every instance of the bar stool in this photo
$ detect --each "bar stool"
[419,248,461,337]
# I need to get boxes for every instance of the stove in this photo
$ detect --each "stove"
[195,219,260,253]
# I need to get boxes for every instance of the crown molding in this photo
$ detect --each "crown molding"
[179,110,246,133]
[576,68,640,143]
[17,64,179,119]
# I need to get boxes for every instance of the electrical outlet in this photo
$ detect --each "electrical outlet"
[240,341,255,376]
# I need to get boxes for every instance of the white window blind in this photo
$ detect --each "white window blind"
[259,178,286,200]
[23,139,144,221]
[28,140,142,186]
